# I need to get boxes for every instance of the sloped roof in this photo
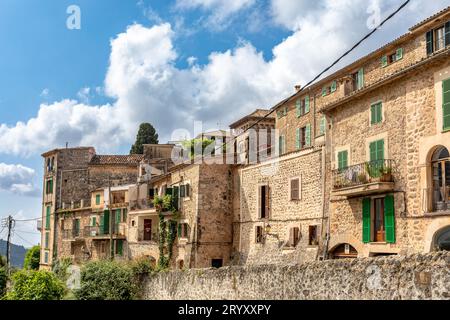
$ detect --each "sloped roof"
[89,154,144,166]
[410,6,450,31]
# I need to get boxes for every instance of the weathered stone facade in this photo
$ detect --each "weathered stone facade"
[142,252,450,300]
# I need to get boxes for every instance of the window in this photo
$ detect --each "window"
[370,102,383,125]
[279,135,285,155]
[427,22,450,55]
[255,226,264,243]
[180,184,190,198]
[362,195,395,244]
[296,96,310,117]
[122,209,127,223]
[95,194,101,205]
[46,178,53,195]
[73,219,80,237]
[45,232,50,249]
[443,78,450,131]
[45,206,51,230]
[308,225,319,246]
[382,48,403,67]
[319,116,327,135]
[44,251,49,264]
[352,68,364,91]
[211,259,223,268]
[288,227,300,247]
[369,139,385,162]
[258,186,270,219]
[322,87,328,97]
[337,150,348,171]
[322,82,337,96]
[115,240,124,256]
[290,178,300,201]
[91,216,97,227]
[178,223,189,239]
[296,124,311,150]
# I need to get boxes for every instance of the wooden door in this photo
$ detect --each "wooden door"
[373,198,385,242]
[144,219,152,241]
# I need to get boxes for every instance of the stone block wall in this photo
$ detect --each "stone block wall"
[142,252,450,300]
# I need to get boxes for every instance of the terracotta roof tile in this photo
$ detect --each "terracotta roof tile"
[89,154,144,166]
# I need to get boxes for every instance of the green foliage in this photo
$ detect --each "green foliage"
[0,255,5,268]
[0,267,6,298]
[74,260,137,300]
[5,270,65,300]
[23,246,40,270]
[182,138,216,159]
[52,258,72,282]
[153,195,173,212]
[128,256,155,276]
[130,123,159,155]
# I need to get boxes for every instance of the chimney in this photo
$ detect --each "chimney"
[295,85,302,92]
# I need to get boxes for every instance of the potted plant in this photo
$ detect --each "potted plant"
[357,172,368,184]
[380,166,393,182]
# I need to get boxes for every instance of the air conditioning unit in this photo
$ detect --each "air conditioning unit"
[36,220,42,231]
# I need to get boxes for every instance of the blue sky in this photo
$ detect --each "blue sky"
[0,0,449,247]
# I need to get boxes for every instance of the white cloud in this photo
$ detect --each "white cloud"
[0,163,39,196]
[77,87,91,103]
[40,88,50,97]
[1,0,449,158]
[175,0,256,30]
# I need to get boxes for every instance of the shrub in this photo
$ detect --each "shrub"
[0,267,7,298]
[23,246,41,270]
[128,256,155,276]
[5,270,65,300]
[74,260,137,300]
[52,258,73,282]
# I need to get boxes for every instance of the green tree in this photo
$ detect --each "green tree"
[5,270,65,300]
[0,255,5,268]
[0,267,6,298]
[74,260,137,300]
[23,246,40,270]
[130,123,159,154]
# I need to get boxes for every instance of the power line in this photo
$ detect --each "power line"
[213,0,411,154]
[13,231,37,248]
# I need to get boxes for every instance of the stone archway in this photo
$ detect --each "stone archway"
[328,234,365,258]
[423,217,450,252]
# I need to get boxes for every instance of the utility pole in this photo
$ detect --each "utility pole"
[5,216,14,276]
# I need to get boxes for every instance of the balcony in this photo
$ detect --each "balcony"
[83,225,126,240]
[62,229,82,241]
[137,230,159,242]
[332,160,395,198]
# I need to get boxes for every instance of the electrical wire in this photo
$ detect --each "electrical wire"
[213,0,411,154]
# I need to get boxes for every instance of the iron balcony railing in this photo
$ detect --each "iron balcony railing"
[62,229,81,240]
[83,225,125,237]
[333,159,394,190]
[137,230,159,242]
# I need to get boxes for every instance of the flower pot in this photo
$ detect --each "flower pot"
[380,173,392,182]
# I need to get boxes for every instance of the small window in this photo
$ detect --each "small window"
[91,216,97,227]
[278,135,285,155]
[45,232,50,249]
[95,194,101,205]
[288,227,300,247]
[44,251,49,264]
[290,178,300,201]
[435,26,445,51]
[337,150,348,171]
[259,185,270,219]
[178,223,189,239]
[255,226,264,243]
[371,102,383,125]
[308,226,319,246]
[122,209,127,223]
[115,240,124,256]
[211,259,223,268]
[180,185,186,198]
[46,179,53,195]
[319,116,327,135]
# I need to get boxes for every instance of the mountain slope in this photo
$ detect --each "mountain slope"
[0,239,28,268]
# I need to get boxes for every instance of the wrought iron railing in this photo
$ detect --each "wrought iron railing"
[333,159,394,190]
[62,229,81,240]
[137,230,159,242]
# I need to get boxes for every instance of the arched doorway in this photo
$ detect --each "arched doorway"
[433,226,450,251]
[330,243,358,259]
[431,146,450,211]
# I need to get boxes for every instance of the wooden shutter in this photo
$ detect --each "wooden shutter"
[370,104,376,125]
[357,68,364,90]
[369,141,377,162]
[45,232,49,249]
[291,179,299,200]
[377,139,385,160]
[283,107,288,116]
[331,81,337,93]
[396,48,403,61]
[296,99,301,117]
[445,22,450,47]
[258,186,262,218]
[46,206,51,229]
[116,240,123,256]
[296,128,300,150]
[305,96,310,113]
[376,103,382,123]
[115,209,121,231]
[96,194,100,205]
[185,184,190,197]
[173,186,179,210]
[338,151,348,170]
[180,185,186,198]
[322,87,327,96]
[103,210,110,235]
[92,217,96,227]
[381,55,388,67]
[288,228,294,246]
[165,187,173,196]
[265,186,270,219]
[362,198,371,243]
[320,116,326,135]
[443,78,450,131]
[384,195,396,243]
[305,124,311,147]
[426,30,434,55]
[177,223,182,238]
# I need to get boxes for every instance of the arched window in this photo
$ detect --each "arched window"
[431,147,450,211]
[330,243,358,259]
[433,226,450,251]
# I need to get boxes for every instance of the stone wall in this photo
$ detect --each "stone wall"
[142,252,450,300]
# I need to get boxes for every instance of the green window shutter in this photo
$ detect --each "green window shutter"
[384,195,396,243]
[426,30,434,55]
[443,78,450,131]
[377,139,385,161]
[116,240,123,256]
[173,186,179,210]
[92,217,97,227]
[369,141,376,162]
[279,136,285,155]
[322,87,327,97]
[296,99,301,117]
[283,107,288,116]
[96,194,100,205]
[45,232,49,249]
[122,209,127,222]
[357,68,364,90]
[320,116,326,135]
[338,151,348,170]
[277,111,281,119]
[371,102,382,124]
[305,96,310,113]
[377,103,382,123]
[46,206,51,229]
[362,198,371,243]
[296,128,300,150]
[396,48,403,61]
[180,185,186,198]
[115,209,121,229]
[370,105,376,125]
[305,124,311,147]
[381,55,388,67]
[165,187,173,196]
[178,223,182,238]
[330,81,337,93]
[103,210,110,235]
[445,21,450,47]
